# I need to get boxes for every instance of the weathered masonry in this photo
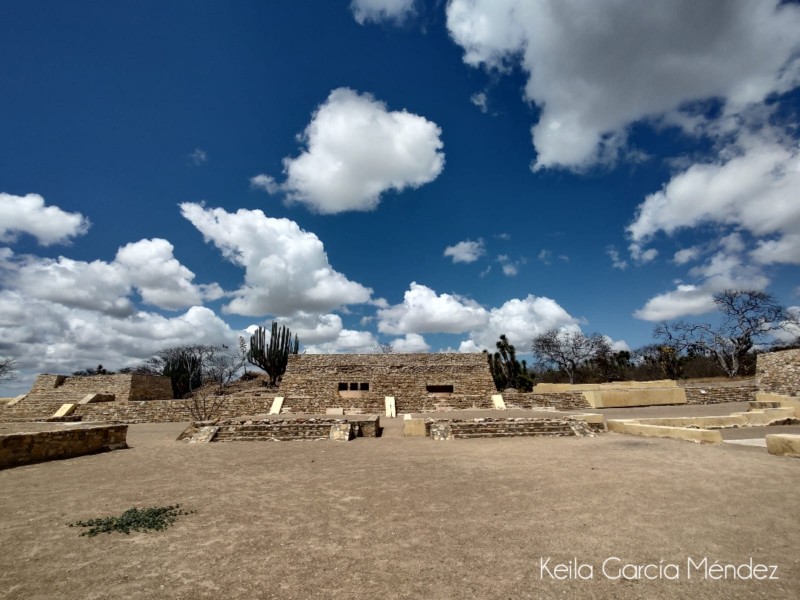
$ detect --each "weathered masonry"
[3,373,173,421]
[279,353,497,413]
[757,348,800,396]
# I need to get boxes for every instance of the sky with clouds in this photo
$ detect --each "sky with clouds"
[1,0,799,393]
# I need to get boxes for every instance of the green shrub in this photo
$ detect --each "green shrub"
[68,505,193,537]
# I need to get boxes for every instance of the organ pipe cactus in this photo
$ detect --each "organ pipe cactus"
[247,322,299,386]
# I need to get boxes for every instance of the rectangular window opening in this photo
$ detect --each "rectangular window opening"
[338,382,348,391]
[349,382,359,390]
[427,385,454,394]
[359,382,370,391]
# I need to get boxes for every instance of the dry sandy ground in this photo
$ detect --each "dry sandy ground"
[1,421,799,600]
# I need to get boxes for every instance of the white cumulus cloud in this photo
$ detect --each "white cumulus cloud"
[303,329,379,354]
[3,239,209,315]
[390,333,430,353]
[673,247,701,266]
[0,193,90,246]
[377,282,489,335]
[629,135,800,320]
[628,139,800,257]
[462,294,579,351]
[350,0,415,25]
[0,290,239,394]
[634,239,770,322]
[180,203,372,316]
[446,0,800,170]
[252,88,444,214]
[277,312,344,345]
[444,238,485,263]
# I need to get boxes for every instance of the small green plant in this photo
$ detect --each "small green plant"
[68,505,193,537]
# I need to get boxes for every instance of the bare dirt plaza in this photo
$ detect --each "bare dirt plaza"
[1,414,798,600]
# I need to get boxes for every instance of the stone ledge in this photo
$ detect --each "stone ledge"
[0,425,128,469]
[607,420,723,444]
[765,434,800,458]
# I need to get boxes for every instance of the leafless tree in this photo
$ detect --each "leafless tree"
[205,344,246,390]
[531,330,610,384]
[183,386,228,422]
[0,357,17,382]
[654,289,798,378]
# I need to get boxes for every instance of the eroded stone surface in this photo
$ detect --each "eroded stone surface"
[329,423,352,442]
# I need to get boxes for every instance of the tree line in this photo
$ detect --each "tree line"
[487,289,799,390]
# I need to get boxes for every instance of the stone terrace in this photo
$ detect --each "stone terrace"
[278,353,497,414]
[2,373,173,421]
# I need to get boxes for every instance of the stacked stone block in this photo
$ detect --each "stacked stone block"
[503,392,590,411]
[426,417,595,440]
[212,416,378,441]
[0,425,128,469]
[279,353,496,413]
[681,380,758,404]
[2,373,172,420]
[757,349,800,396]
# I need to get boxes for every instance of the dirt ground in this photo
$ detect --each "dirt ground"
[1,418,799,600]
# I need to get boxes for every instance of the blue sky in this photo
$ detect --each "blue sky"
[2,0,800,393]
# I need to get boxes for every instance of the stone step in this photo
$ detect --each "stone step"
[449,424,573,431]
[749,400,782,410]
[215,429,330,438]
[214,434,328,442]
[453,431,574,439]
[221,425,332,433]
[450,427,573,435]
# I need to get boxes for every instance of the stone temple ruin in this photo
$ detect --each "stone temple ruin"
[279,353,497,413]
[2,349,800,464]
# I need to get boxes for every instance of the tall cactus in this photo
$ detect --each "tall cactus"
[484,334,534,392]
[247,322,299,386]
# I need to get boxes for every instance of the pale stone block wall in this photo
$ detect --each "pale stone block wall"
[1,373,174,420]
[279,353,496,413]
[0,425,128,469]
[757,349,800,396]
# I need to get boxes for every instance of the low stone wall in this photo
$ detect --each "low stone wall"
[0,425,128,469]
[503,392,590,411]
[217,416,380,438]
[74,397,277,423]
[757,349,800,396]
[425,417,596,440]
[212,416,380,441]
[681,380,757,404]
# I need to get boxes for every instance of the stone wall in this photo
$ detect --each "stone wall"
[0,424,128,469]
[757,349,800,396]
[214,416,380,441]
[503,392,590,411]
[75,396,276,423]
[680,380,758,404]
[280,353,496,414]
[2,373,173,420]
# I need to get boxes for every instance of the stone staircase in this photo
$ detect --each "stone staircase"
[427,417,596,440]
